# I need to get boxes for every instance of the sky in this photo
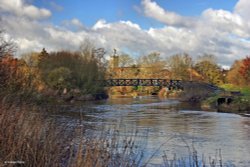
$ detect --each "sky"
[0,0,250,67]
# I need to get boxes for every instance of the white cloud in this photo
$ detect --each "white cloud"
[120,21,141,30]
[71,19,83,28]
[234,0,250,21]
[62,18,85,30]
[201,8,250,38]
[0,0,51,19]
[141,0,195,27]
[1,0,250,67]
[139,0,250,65]
[93,19,111,30]
[16,38,43,51]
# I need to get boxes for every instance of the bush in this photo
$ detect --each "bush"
[38,50,106,94]
[47,67,72,90]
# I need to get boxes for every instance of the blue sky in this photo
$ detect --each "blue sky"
[35,0,238,29]
[0,0,249,67]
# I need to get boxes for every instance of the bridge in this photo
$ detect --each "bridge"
[100,79,183,90]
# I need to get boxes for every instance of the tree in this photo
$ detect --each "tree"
[227,60,246,86]
[239,56,250,84]
[167,53,192,80]
[118,54,134,67]
[137,52,166,78]
[0,30,15,89]
[197,54,216,64]
[37,46,106,94]
[138,52,164,68]
[47,67,72,90]
[0,56,18,90]
[38,48,49,63]
[21,52,40,67]
[194,55,223,85]
[0,30,15,58]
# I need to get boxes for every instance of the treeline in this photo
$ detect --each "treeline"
[1,29,249,102]
[227,57,250,86]
[111,52,250,86]
[0,32,107,103]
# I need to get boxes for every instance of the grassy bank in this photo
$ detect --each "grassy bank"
[202,84,250,113]
[220,84,250,96]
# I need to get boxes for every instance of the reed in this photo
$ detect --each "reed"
[0,101,225,167]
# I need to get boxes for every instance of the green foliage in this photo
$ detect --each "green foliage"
[220,84,250,96]
[38,47,106,94]
[202,94,220,105]
[47,67,72,90]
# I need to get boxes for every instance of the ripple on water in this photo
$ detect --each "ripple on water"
[52,97,250,166]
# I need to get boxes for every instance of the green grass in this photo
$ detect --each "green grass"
[202,84,250,112]
[219,84,250,96]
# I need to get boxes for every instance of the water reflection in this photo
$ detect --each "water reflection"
[53,96,250,166]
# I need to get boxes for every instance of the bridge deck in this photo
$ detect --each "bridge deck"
[100,79,183,89]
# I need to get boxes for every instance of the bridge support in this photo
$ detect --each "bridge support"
[217,97,233,106]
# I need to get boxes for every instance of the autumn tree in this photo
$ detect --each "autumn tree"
[22,52,40,67]
[0,31,17,92]
[0,30,30,94]
[194,54,223,85]
[0,55,40,98]
[239,56,250,85]
[0,56,18,90]
[226,60,245,85]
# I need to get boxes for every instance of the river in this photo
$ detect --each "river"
[51,96,250,166]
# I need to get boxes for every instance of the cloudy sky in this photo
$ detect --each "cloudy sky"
[0,0,250,67]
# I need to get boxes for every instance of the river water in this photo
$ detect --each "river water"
[52,96,250,166]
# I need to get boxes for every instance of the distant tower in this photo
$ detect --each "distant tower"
[111,49,119,68]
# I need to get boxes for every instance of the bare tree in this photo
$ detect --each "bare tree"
[0,30,16,58]
[118,54,134,67]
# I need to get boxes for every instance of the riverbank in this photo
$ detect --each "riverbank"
[201,84,250,114]
[0,89,109,106]
[1,100,233,167]
[201,94,250,114]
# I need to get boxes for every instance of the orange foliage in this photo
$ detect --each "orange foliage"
[0,55,44,92]
[0,55,18,73]
[239,56,250,82]
[0,55,18,86]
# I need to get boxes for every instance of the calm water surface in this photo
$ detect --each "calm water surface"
[52,96,250,166]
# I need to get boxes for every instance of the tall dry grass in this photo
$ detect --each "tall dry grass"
[0,103,68,167]
[0,101,225,167]
[0,102,144,167]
